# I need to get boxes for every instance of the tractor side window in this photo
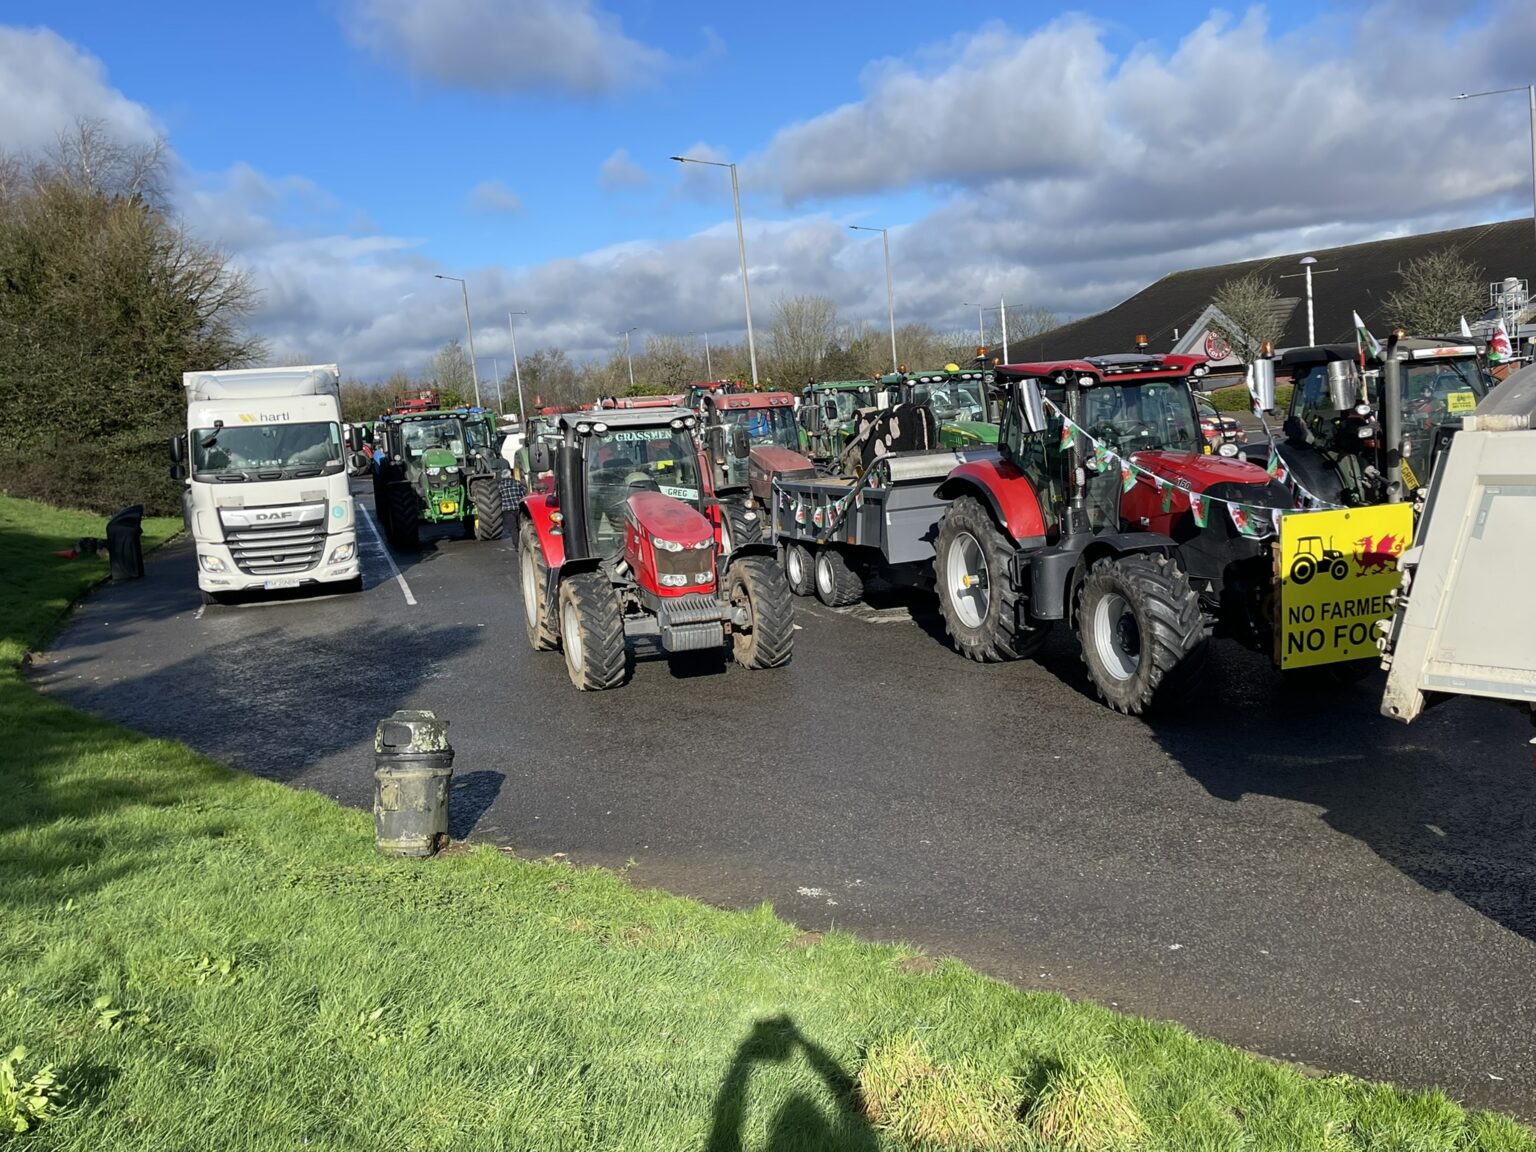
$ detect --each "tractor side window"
[1004,385,1064,539]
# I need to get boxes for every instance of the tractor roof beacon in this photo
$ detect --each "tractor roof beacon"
[932,352,1294,715]
[371,407,509,550]
[516,406,794,691]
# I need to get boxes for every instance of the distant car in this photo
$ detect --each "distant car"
[1198,397,1244,447]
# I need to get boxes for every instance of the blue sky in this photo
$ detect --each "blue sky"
[1,1,1531,378]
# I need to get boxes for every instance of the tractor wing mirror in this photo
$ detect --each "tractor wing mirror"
[348,451,371,476]
[1017,379,1048,434]
[529,442,552,474]
[730,424,751,460]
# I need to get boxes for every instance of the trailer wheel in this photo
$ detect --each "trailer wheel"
[1077,553,1208,715]
[386,483,419,551]
[519,524,558,651]
[813,546,864,607]
[936,496,1048,661]
[726,556,794,669]
[558,571,630,691]
[471,478,505,540]
[782,541,815,597]
[722,503,763,554]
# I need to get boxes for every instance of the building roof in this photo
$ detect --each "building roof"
[1023,218,1534,362]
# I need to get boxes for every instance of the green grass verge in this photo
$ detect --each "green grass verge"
[1,495,1531,1150]
[1206,383,1295,414]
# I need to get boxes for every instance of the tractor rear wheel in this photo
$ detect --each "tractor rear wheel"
[813,546,863,607]
[782,541,815,596]
[558,571,630,690]
[386,483,419,551]
[1077,553,1208,715]
[726,556,794,669]
[722,502,763,554]
[519,524,559,651]
[472,478,504,541]
[936,496,1049,661]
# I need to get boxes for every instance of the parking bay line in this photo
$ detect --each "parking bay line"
[356,505,417,606]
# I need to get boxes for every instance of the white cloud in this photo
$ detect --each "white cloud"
[343,0,667,95]
[466,179,524,215]
[0,26,159,156]
[599,147,649,190]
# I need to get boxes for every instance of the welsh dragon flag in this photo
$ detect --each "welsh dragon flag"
[1228,503,1262,537]
[1266,447,1288,483]
[1189,492,1209,528]
[1120,457,1136,493]
[1489,318,1513,363]
[1058,419,1075,453]
[1353,310,1383,362]
[1159,478,1173,514]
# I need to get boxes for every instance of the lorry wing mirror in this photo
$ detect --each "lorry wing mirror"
[730,424,751,460]
[169,435,185,464]
[529,443,552,474]
[1249,358,1277,412]
[1017,380,1048,434]
[1327,360,1359,410]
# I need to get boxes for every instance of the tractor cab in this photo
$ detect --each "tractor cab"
[371,407,508,548]
[884,365,998,447]
[697,392,802,492]
[799,380,881,460]
[1272,339,1489,506]
[684,380,743,410]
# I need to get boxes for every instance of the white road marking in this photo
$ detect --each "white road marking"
[193,605,205,621]
[357,505,417,606]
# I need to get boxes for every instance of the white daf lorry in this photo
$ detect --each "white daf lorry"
[172,364,367,603]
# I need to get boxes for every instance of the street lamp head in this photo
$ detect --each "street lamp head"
[669,155,686,163]
[1299,255,1317,265]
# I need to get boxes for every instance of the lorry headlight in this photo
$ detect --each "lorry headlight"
[327,542,356,564]
[199,554,227,573]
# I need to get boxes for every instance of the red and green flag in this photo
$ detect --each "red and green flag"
[1120,458,1136,493]
[1189,492,1209,528]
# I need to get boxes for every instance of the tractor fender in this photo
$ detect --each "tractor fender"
[1030,531,1178,624]
[520,493,567,570]
[725,541,777,564]
[934,459,1045,544]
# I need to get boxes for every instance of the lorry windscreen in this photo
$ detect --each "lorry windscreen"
[193,422,343,478]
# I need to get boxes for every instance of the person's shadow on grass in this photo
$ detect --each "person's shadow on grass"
[704,1015,878,1152]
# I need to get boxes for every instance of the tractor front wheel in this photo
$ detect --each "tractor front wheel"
[472,479,505,541]
[813,546,864,607]
[782,541,814,597]
[386,483,419,551]
[558,572,630,691]
[722,502,763,554]
[726,556,794,669]
[1077,553,1208,715]
[519,525,559,651]
[936,496,1048,661]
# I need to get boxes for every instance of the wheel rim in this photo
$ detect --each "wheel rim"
[815,553,832,597]
[946,531,989,629]
[786,546,804,586]
[731,570,754,633]
[1092,591,1141,681]
[562,598,583,672]
[520,545,539,626]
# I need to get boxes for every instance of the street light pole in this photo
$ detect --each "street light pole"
[962,302,984,348]
[507,312,527,421]
[702,332,712,378]
[999,297,1009,362]
[1280,257,1338,345]
[670,155,759,387]
[622,327,637,391]
[1455,84,1536,256]
[490,357,503,409]
[434,274,481,407]
[850,224,898,373]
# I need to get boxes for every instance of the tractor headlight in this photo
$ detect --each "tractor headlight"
[695,572,711,584]
[427,466,441,476]
[592,422,608,433]
[199,554,227,573]
[659,573,687,587]
[445,465,460,474]
[651,536,684,552]
[692,539,713,549]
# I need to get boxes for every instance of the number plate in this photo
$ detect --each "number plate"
[263,579,300,590]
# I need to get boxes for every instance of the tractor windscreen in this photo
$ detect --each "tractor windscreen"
[399,419,467,459]
[192,422,343,478]
[1077,382,1202,455]
[585,426,703,555]
[913,380,986,423]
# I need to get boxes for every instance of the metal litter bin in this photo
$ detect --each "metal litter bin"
[373,710,454,857]
[105,505,145,581]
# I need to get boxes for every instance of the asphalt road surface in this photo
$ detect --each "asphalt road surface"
[34,498,1536,1118]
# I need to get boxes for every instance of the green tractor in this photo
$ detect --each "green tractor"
[882,365,999,448]
[798,379,881,462]
[372,407,509,549]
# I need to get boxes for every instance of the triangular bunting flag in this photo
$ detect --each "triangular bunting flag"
[1189,492,1208,528]
[1228,503,1263,537]
[1120,457,1136,493]
[1266,447,1288,483]
[1159,478,1173,513]
[1059,420,1075,453]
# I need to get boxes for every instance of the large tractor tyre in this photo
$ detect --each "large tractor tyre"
[721,502,763,554]
[557,571,631,691]
[813,546,864,608]
[782,541,815,597]
[519,527,559,652]
[1076,553,1208,715]
[471,479,505,541]
[386,483,420,551]
[935,496,1049,662]
[726,556,794,670]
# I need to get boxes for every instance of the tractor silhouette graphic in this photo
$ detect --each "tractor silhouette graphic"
[1288,535,1350,584]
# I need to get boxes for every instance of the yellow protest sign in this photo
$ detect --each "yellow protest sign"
[1275,505,1414,669]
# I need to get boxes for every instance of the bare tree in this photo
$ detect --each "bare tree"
[634,334,699,392]
[1209,273,1285,363]
[428,339,474,406]
[766,294,839,386]
[1381,248,1486,336]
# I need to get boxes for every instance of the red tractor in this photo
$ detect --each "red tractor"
[693,390,811,551]
[517,406,794,690]
[932,353,1294,714]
